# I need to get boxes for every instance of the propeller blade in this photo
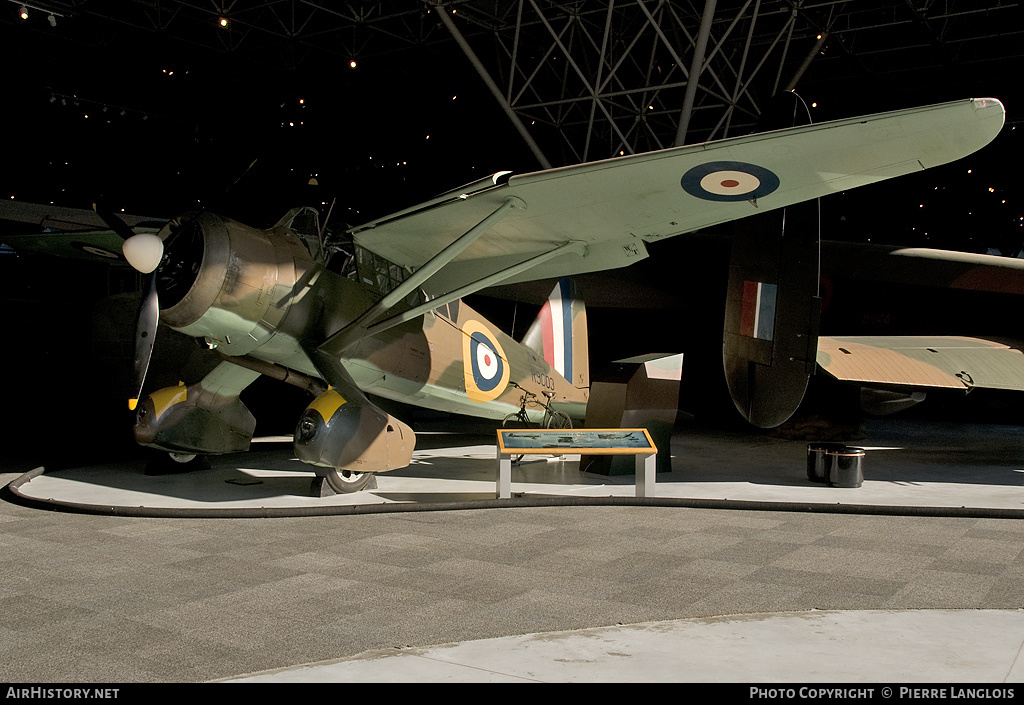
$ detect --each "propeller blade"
[90,202,165,410]
[92,202,138,241]
[129,273,159,411]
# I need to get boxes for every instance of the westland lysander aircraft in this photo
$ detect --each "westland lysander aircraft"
[0,98,1007,492]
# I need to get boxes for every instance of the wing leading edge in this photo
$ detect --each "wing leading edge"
[351,98,1005,295]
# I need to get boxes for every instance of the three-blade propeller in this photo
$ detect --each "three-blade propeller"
[92,203,165,410]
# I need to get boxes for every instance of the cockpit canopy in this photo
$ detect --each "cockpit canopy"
[274,206,325,261]
[275,206,425,308]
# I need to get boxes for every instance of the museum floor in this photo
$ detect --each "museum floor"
[2,416,1023,682]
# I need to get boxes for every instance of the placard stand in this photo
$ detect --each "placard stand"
[496,428,658,499]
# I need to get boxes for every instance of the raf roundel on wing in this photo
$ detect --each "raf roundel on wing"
[680,161,781,202]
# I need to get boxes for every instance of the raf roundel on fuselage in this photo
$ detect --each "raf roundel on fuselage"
[462,320,511,403]
[681,161,781,202]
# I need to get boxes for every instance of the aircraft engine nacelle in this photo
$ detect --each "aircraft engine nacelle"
[860,387,927,416]
[293,388,415,474]
[134,382,256,455]
[156,212,316,357]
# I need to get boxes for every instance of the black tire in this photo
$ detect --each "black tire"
[502,411,531,463]
[544,410,573,459]
[502,411,531,428]
[324,468,377,494]
[545,410,572,430]
[144,451,210,475]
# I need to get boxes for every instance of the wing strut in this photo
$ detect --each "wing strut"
[363,239,587,339]
[319,196,526,357]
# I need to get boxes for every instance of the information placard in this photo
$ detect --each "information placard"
[495,428,658,499]
[497,428,657,455]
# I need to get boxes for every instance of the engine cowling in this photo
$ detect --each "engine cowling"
[156,211,316,357]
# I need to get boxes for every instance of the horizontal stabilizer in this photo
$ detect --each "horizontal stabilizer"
[817,336,1024,392]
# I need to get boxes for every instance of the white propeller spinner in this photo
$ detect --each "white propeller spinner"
[122,233,164,274]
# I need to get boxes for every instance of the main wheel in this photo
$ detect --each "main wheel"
[502,411,532,463]
[144,451,209,475]
[324,469,377,493]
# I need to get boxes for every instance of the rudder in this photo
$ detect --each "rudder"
[521,277,589,390]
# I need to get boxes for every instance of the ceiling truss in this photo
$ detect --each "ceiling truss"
[6,0,1022,168]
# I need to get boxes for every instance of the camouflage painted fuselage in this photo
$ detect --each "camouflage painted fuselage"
[132,211,588,481]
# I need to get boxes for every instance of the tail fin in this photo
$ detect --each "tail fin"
[521,278,589,390]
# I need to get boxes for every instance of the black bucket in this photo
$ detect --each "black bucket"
[827,447,865,488]
[806,442,847,482]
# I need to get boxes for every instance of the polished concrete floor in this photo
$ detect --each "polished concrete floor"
[2,417,1023,682]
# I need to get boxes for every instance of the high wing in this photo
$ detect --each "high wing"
[817,336,1024,392]
[350,98,1005,296]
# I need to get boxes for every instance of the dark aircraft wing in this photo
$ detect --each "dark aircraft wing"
[0,201,165,262]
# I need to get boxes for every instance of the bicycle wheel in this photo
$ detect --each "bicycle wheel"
[502,411,531,463]
[545,410,572,429]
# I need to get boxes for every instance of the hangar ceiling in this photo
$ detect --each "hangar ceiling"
[7,1,1021,159]
[2,1,1022,243]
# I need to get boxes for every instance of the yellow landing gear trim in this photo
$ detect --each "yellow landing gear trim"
[147,382,188,421]
[308,388,346,422]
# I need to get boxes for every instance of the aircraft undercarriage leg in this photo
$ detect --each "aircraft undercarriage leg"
[296,350,416,494]
[134,362,262,458]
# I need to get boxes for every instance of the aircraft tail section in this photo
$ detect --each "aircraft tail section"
[521,278,590,390]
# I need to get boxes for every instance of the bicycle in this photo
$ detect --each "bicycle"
[501,381,573,463]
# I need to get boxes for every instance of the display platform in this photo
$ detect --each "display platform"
[6,418,1024,518]
[222,609,1024,683]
